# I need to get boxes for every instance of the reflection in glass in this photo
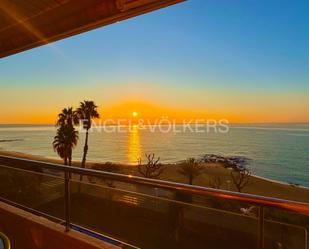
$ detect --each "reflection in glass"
[0,232,10,249]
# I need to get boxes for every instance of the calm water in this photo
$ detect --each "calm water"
[0,124,308,187]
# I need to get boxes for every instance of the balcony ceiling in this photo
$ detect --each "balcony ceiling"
[0,0,184,58]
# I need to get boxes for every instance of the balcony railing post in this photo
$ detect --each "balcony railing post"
[258,206,264,249]
[64,171,71,232]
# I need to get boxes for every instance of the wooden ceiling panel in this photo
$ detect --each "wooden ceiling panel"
[0,0,185,58]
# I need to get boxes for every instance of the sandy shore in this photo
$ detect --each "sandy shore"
[0,150,308,203]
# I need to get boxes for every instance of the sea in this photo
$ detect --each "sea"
[0,124,308,187]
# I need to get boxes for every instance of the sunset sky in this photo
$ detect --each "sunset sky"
[0,0,308,124]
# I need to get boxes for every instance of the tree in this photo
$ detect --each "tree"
[54,107,79,166]
[138,153,164,178]
[53,125,78,166]
[76,100,100,174]
[56,107,79,127]
[178,158,204,185]
[231,168,251,192]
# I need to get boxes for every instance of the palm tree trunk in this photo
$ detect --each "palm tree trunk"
[189,175,193,185]
[68,149,72,166]
[80,129,89,181]
[68,151,72,179]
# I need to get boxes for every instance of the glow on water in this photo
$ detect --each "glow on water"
[0,124,308,187]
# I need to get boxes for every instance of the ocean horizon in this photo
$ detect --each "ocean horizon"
[0,123,308,187]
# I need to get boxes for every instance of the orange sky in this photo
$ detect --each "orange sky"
[0,82,308,124]
[1,99,308,124]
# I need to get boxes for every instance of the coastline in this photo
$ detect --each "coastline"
[249,174,308,189]
[0,149,308,203]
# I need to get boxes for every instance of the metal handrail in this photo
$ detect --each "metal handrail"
[1,155,308,215]
[1,155,309,249]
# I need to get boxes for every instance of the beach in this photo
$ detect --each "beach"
[1,149,308,203]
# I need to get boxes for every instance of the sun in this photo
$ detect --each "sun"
[132,112,138,117]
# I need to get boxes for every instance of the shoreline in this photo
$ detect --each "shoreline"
[0,149,308,203]
[0,149,306,187]
[0,149,305,188]
[250,174,308,190]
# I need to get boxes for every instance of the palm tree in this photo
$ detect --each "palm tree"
[54,107,79,166]
[178,158,204,185]
[53,125,78,166]
[76,100,100,173]
[56,107,79,127]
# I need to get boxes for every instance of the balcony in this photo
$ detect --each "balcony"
[0,155,308,249]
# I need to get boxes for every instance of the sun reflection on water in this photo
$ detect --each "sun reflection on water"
[128,125,141,165]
